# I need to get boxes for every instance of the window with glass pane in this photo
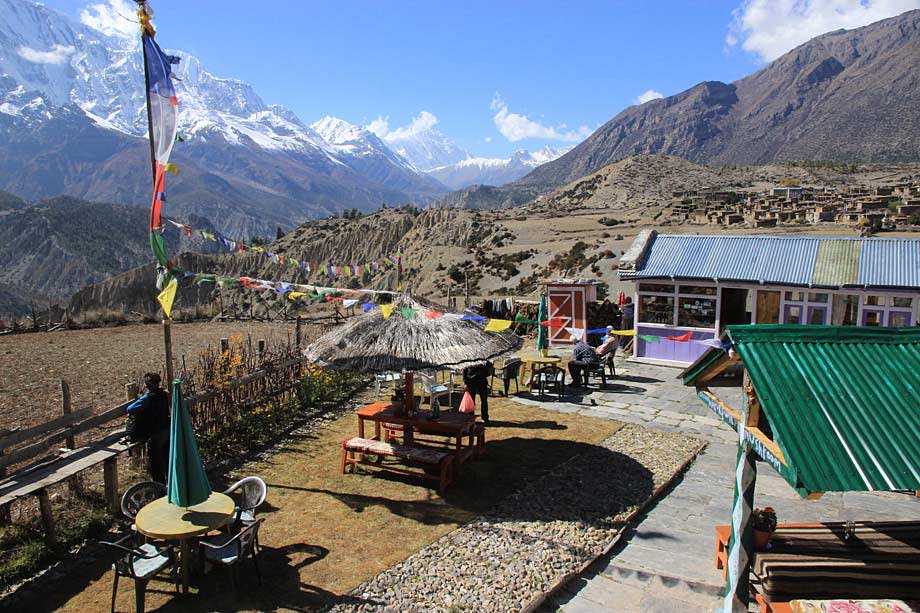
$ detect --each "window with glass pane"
[807,292,829,303]
[785,305,802,324]
[863,310,882,326]
[864,295,884,306]
[638,283,674,294]
[832,295,858,326]
[890,311,912,327]
[891,296,913,308]
[638,295,675,325]
[679,285,716,296]
[785,291,804,301]
[677,297,716,328]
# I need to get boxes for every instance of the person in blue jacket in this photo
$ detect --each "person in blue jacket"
[126,373,170,484]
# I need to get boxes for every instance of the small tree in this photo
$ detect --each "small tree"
[275,226,285,240]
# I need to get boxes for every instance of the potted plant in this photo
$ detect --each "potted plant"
[752,507,777,551]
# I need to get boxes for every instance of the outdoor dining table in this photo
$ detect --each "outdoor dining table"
[135,492,235,593]
[517,351,563,387]
[356,401,477,464]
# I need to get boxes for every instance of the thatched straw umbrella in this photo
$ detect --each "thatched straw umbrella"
[304,295,522,412]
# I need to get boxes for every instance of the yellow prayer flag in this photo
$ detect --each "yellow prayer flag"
[483,318,512,332]
[612,329,636,336]
[380,304,395,319]
[165,162,180,175]
[157,278,178,319]
[288,291,306,301]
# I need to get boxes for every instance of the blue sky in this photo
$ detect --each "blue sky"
[41,0,920,158]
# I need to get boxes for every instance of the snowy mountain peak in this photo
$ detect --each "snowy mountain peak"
[425,145,571,190]
[311,115,366,145]
[381,126,470,172]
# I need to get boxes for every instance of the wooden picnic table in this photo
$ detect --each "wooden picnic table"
[356,401,476,464]
[135,493,235,593]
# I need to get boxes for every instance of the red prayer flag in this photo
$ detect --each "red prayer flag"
[424,310,443,320]
[667,331,693,342]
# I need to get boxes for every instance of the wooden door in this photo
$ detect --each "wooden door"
[756,290,780,324]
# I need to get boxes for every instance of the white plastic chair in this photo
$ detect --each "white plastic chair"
[374,372,402,399]
[417,371,451,408]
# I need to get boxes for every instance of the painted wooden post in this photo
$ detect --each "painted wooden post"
[37,489,57,548]
[103,458,119,513]
[723,372,758,612]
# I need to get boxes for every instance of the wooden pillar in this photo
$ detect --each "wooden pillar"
[295,316,302,349]
[61,380,74,450]
[103,458,119,514]
[403,372,415,445]
[220,337,229,353]
[37,489,57,548]
[163,319,174,385]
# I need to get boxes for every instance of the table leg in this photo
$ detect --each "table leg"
[180,539,190,593]
[358,415,365,439]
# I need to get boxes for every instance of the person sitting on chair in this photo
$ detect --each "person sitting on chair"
[567,340,599,387]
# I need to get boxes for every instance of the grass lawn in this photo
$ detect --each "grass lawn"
[41,394,621,612]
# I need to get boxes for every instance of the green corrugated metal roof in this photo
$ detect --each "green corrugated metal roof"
[688,325,920,494]
[811,240,860,286]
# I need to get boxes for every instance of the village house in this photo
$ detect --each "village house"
[617,230,920,365]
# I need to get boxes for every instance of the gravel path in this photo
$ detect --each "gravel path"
[336,424,703,612]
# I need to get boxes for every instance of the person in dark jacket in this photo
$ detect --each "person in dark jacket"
[463,361,493,424]
[126,373,171,484]
[620,297,635,347]
[568,340,600,387]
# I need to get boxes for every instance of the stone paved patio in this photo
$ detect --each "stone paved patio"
[515,359,920,612]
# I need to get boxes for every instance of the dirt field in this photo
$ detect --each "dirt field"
[0,320,318,432]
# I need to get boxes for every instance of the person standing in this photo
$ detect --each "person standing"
[463,361,493,424]
[620,297,635,347]
[126,373,171,484]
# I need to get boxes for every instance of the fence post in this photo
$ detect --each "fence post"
[220,337,229,353]
[37,489,57,548]
[257,339,266,362]
[0,446,8,523]
[295,316,302,349]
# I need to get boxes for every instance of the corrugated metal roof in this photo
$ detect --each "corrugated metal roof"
[858,239,920,288]
[715,326,920,494]
[812,240,860,286]
[620,234,920,289]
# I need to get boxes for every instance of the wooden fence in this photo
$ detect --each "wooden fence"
[0,351,309,546]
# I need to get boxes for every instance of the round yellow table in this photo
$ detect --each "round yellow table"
[135,492,235,592]
[516,351,563,387]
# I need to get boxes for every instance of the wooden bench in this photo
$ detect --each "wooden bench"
[340,437,455,494]
[715,521,920,612]
[381,421,486,462]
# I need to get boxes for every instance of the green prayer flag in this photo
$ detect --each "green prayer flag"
[149,232,169,267]
[401,307,416,319]
[639,334,662,343]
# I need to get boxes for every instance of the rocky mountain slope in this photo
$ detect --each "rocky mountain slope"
[470,9,920,205]
[0,192,220,314]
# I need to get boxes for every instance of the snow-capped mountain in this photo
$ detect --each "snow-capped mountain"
[383,126,471,172]
[426,146,572,189]
[0,0,444,236]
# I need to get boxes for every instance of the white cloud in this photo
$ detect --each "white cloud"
[490,94,590,143]
[728,0,920,62]
[17,44,76,64]
[483,136,493,143]
[367,115,390,138]
[80,0,139,40]
[634,89,664,104]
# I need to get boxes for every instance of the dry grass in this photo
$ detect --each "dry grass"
[36,395,621,612]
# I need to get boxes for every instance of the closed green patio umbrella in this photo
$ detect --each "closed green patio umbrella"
[536,293,549,354]
[167,380,211,507]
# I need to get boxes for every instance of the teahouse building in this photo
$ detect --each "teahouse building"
[618,230,920,365]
